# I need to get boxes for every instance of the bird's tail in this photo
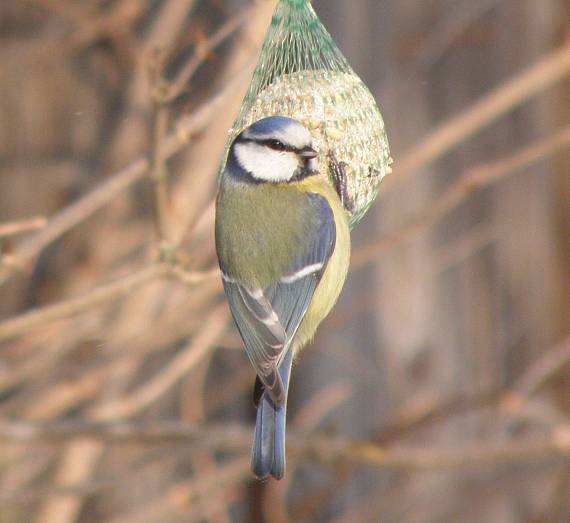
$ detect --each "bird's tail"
[251,350,293,480]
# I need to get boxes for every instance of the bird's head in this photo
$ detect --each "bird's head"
[230,116,318,183]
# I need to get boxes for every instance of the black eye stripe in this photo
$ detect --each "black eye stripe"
[261,139,293,152]
[237,135,300,153]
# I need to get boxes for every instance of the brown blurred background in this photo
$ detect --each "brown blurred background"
[1,1,570,522]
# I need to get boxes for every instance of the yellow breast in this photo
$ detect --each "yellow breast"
[290,175,351,354]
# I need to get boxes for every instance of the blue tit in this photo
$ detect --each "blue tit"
[215,115,350,480]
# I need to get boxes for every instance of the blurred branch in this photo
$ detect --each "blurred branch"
[0,157,146,282]
[0,276,218,396]
[0,63,253,290]
[164,5,254,102]
[1,454,249,512]
[92,303,229,419]
[378,335,570,444]
[293,381,353,429]
[377,389,501,445]
[145,4,252,260]
[0,264,218,341]
[1,4,259,523]
[149,60,173,258]
[413,0,503,71]
[549,467,570,523]
[32,439,103,523]
[0,217,47,239]
[104,457,249,523]
[1,419,569,471]
[69,0,142,49]
[0,265,166,342]
[506,334,570,401]
[170,265,220,286]
[168,458,250,523]
[385,43,570,192]
[353,125,570,269]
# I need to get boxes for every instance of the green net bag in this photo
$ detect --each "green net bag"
[223,0,391,229]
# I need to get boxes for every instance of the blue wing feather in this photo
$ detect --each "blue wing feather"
[220,192,336,406]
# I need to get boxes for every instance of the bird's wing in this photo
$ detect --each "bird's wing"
[220,193,336,406]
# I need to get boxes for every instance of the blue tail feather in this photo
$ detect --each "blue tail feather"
[251,350,293,480]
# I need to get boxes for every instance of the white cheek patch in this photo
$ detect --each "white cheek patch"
[235,143,299,182]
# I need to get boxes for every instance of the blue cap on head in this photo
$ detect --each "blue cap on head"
[245,115,298,136]
[240,116,312,150]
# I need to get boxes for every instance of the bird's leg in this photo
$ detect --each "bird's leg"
[253,376,264,408]
[328,152,354,212]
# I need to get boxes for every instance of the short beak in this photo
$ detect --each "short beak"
[299,146,317,159]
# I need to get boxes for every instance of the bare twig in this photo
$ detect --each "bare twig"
[0,158,148,286]
[353,125,570,269]
[149,67,173,258]
[293,381,353,429]
[0,271,218,396]
[92,303,229,419]
[0,264,167,341]
[170,265,220,286]
[0,264,219,342]
[508,334,570,400]
[0,64,253,289]
[32,439,104,523]
[368,335,570,445]
[376,389,501,445]
[169,458,250,523]
[0,217,47,239]
[467,125,570,185]
[30,7,216,522]
[143,3,254,261]
[385,43,570,192]
[413,0,504,71]
[145,5,252,257]
[69,0,143,49]
[165,5,254,102]
[104,458,249,523]
[1,419,569,471]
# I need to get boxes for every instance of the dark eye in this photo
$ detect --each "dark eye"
[266,139,287,151]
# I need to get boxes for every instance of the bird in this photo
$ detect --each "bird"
[215,115,350,480]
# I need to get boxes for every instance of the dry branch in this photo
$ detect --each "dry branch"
[413,0,502,70]
[92,303,229,419]
[352,125,570,269]
[0,217,47,239]
[385,43,570,191]
[0,158,146,284]
[376,334,570,444]
[0,265,219,342]
[3,7,260,521]
[1,419,569,471]
[509,334,570,400]
[149,95,172,254]
[164,5,254,102]
[106,457,249,523]
[146,3,252,257]
[1,456,250,523]
[0,264,166,341]
[0,63,253,289]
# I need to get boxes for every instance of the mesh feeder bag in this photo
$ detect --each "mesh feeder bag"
[223,0,391,229]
